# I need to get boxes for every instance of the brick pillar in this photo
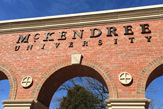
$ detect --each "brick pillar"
[2,100,48,109]
[105,98,150,109]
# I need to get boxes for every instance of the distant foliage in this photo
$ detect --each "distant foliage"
[49,77,108,109]
[59,85,101,109]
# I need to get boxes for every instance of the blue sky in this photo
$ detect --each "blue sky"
[0,0,162,21]
[0,80,10,108]
[0,0,163,109]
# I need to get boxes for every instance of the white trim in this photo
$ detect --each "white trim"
[0,4,162,34]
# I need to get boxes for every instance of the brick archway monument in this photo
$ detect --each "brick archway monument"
[0,5,162,109]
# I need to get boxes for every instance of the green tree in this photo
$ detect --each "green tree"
[59,85,101,109]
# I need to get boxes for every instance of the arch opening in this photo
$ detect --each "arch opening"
[37,64,110,107]
[0,71,8,80]
[145,64,163,109]
[49,77,108,109]
[0,71,10,108]
[145,64,163,89]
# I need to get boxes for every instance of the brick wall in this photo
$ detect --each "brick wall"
[0,19,162,106]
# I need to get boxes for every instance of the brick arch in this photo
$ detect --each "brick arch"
[33,58,117,107]
[0,64,17,100]
[136,56,163,97]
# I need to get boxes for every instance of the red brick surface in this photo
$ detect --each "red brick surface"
[0,19,162,106]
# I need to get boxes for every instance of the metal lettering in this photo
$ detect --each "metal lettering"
[82,41,88,46]
[90,28,102,38]
[27,45,33,50]
[16,34,30,43]
[69,42,73,47]
[55,43,60,48]
[33,33,40,42]
[140,24,151,34]
[41,44,45,49]
[72,30,84,39]
[15,46,20,51]
[43,32,54,41]
[107,27,118,36]
[98,40,103,46]
[145,36,152,42]
[124,25,134,35]
[114,39,118,44]
[129,37,135,43]
[58,31,67,40]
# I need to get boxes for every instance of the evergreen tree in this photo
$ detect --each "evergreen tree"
[59,85,101,109]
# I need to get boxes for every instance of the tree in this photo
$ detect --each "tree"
[59,85,101,109]
[56,77,108,108]
[49,77,108,108]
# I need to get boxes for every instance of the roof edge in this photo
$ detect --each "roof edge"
[0,4,162,34]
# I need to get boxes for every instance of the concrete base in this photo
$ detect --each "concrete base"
[2,98,150,109]
[2,100,48,109]
[105,98,150,109]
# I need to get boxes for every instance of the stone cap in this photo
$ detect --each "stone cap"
[2,100,34,107]
[105,98,151,102]
[105,98,151,107]
[2,100,48,109]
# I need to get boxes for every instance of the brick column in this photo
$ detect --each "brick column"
[105,98,150,109]
[2,100,48,109]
